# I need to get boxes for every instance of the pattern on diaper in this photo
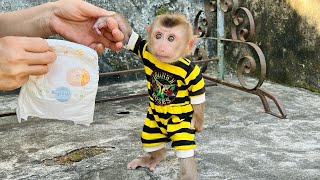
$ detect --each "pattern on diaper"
[52,87,71,102]
[76,49,84,55]
[66,67,90,86]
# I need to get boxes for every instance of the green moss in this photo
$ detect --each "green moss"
[56,146,107,164]
[43,146,109,165]
[267,76,319,93]
[155,5,171,16]
[295,82,320,94]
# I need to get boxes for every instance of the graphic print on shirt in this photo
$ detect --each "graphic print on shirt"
[150,70,178,105]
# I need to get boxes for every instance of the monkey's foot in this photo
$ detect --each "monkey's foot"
[127,156,161,171]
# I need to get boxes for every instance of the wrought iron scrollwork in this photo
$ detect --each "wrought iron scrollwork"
[194,47,210,73]
[208,1,217,12]
[194,0,286,119]
[194,10,212,37]
[220,0,239,13]
[236,42,266,90]
[231,7,255,42]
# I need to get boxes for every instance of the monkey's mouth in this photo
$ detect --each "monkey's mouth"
[155,54,169,61]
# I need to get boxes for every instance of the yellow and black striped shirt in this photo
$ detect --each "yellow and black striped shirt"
[126,31,205,116]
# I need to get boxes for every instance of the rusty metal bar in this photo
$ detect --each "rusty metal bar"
[96,82,217,103]
[99,68,144,77]
[200,36,251,42]
[203,74,287,119]
[98,58,217,77]
[0,83,218,118]
[256,89,287,119]
[96,93,149,103]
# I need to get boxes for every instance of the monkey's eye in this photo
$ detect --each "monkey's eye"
[168,35,175,42]
[156,33,162,39]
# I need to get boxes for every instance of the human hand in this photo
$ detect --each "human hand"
[50,0,124,53]
[0,36,56,90]
[93,13,132,47]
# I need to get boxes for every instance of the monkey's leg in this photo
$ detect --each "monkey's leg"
[178,156,197,180]
[127,147,166,171]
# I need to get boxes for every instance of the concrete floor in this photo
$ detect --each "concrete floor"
[0,77,319,180]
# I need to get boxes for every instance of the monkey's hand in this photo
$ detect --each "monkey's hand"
[93,13,132,47]
[190,103,205,132]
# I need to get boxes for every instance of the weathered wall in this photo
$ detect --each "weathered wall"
[221,0,320,92]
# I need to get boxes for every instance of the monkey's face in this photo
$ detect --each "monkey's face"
[147,25,190,64]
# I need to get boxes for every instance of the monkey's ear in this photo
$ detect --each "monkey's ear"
[188,36,198,52]
[146,25,151,34]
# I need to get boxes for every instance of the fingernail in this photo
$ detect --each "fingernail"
[104,10,115,16]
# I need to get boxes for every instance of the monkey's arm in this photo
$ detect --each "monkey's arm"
[187,65,206,132]
[191,103,205,132]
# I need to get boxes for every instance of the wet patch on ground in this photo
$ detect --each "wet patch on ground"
[43,146,115,165]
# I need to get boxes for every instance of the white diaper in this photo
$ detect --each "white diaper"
[16,39,99,126]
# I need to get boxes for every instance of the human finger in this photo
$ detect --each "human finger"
[105,18,125,42]
[96,31,123,51]
[105,17,119,33]
[102,29,124,44]
[93,17,117,35]
[20,76,29,86]
[19,37,51,53]
[96,34,117,50]
[95,43,105,53]
[105,41,123,51]
[114,41,123,50]
[89,43,105,54]
[14,75,29,90]
[112,28,125,42]
[26,65,50,76]
[79,1,115,17]
[23,51,56,65]
[102,30,117,41]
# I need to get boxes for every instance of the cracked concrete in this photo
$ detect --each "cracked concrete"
[0,77,319,180]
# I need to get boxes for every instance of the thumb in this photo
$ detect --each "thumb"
[80,1,115,17]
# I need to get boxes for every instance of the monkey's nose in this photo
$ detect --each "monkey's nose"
[158,48,166,53]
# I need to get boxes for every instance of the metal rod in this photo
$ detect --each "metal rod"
[96,82,217,103]
[256,89,287,119]
[217,0,225,80]
[99,68,144,77]
[0,83,218,118]
[203,74,287,119]
[99,58,218,77]
[95,93,148,103]
[202,36,249,43]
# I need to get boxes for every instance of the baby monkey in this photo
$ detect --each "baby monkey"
[94,13,205,180]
